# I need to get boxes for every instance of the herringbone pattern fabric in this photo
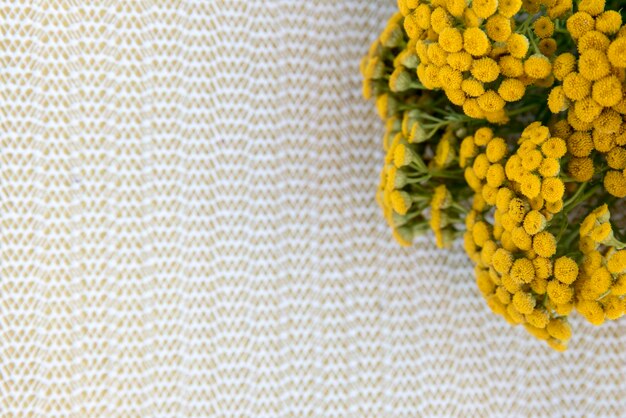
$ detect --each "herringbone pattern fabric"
[1,1,626,416]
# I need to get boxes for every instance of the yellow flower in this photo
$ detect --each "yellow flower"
[533,16,554,39]
[526,308,550,328]
[521,173,542,198]
[607,147,626,170]
[592,75,623,107]
[592,130,616,153]
[485,14,512,42]
[497,78,525,102]
[439,27,464,53]
[566,11,595,40]
[578,0,606,16]
[541,137,567,158]
[447,51,474,71]
[430,6,453,34]
[415,4,433,30]
[471,0,498,19]
[474,126,493,146]
[463,27,491,57]
[376,94,398,119]
[546,318,572,340]
[548,0,574,19]
[521,149,543,171]
[577,300,606,326]
[578,30,610,55]
[511,226,532,250]
[472,221,491,246]
[604,170,626,197]
[486,164,506,187]
[533,231,557,258]
[574,97,603,123]
[552,53,576,81]
[499,55,524,78]
[476,267,496,295]
[579,49,611,81]
[523,210,546,235]
[537,157,559,176]
[603,296,625,320]
[503,34,528,60]
[553,256,579,285]
[471,57,500,83]
[477,90,505,112]
[524,54,552,79]
[512,291,536,314]
[463,7,482,28]
[541,177,564,203]
[594,109,622,134]
[492,248,514,274]
[567,131,594,157]
[484,137,507,163]
[595,10,622,35]
[462,98,486,119]
[539,38,557,57]
[391,190,413,215]
[611,274,626,296]
[589,267,613,296]
[438,65,464,90]
[567,157,595,181]
[496,0,521,17]
[533,257,553,280]
[607,250,626,274]
[427,43,450,67]
[460,136,478,167]
[495,187,514,213]
[461,78,486,97]
[445,0,467,18]
[562,72,591,101]
[508,197,528,222]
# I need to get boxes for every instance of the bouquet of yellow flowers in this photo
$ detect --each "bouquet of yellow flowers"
[362,0,626,351]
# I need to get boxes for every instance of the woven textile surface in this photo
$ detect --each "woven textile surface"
[2,0,626,416]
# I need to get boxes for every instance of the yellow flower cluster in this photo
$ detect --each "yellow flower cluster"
[398,0,570,122]
[546,1,626,197]
[574,205,626,324]
[364,1,626,351]
[462,124,573,351]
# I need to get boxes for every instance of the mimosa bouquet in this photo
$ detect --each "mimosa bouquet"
[362,0,626,350]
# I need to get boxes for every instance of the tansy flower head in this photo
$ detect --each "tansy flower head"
[524,54,552,79]
[541,177,565,203]
[498,0,522,17]
[471,57,500,83]
[472,0,498,19]
[539,38,557,57]
[390,190,413,215]
[604,170,626,197]
[464,27,491,57]
[566,12,595,40]
[579,49,611,81]
[498,78,526,102]
[552,53,576,81]
[554,256,579,284]
[578,0,606,17]
[523,210,546,235]
[568,157,595,181]
[609,38,626,68]
[547,318,572,341]
[485,14,512,42]
[577,30,610,54]
[534,16,555,39]
[439,27,464,53]
[533,231,557,258]
[595,10,622,35]
[513,291,536,314]
[577,300,605,326]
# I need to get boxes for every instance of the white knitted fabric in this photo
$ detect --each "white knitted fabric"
[2,1,626,416]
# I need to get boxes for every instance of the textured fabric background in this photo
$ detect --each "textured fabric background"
[2,1,626,416]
